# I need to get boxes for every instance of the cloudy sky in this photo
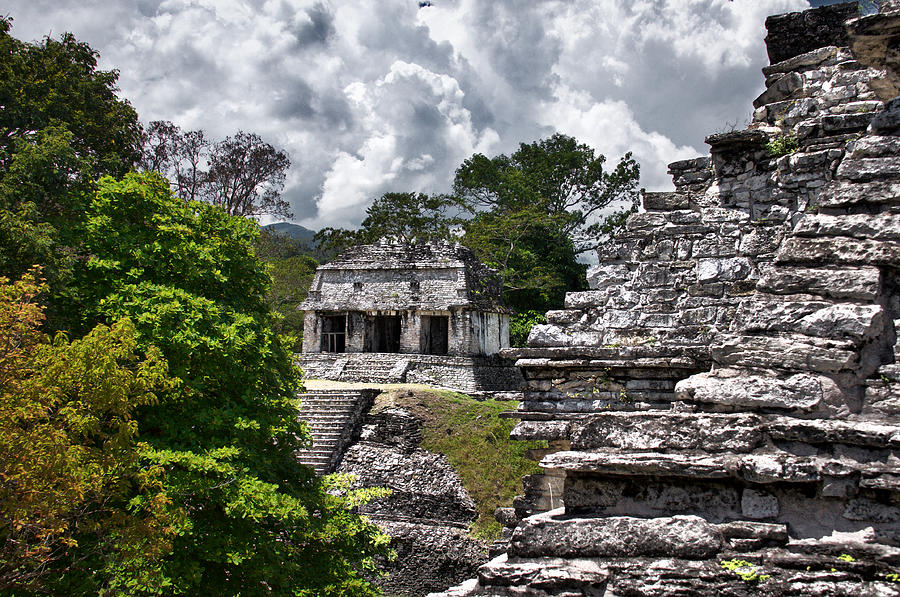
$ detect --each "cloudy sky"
[8,0,837,229]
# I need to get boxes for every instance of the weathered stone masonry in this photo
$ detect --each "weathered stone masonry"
[435,3,900,595]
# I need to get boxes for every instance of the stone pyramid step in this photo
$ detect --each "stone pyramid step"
[295,389,378,474]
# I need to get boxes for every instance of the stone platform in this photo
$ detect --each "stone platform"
[298,352,523,395]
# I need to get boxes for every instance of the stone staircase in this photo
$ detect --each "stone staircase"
[296,389,378,475]
[337,355,409,383]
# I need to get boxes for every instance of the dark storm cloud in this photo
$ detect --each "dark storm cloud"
[293,2,335,47]
[466,2,562,101]
[270,77,317,120]
[355,5,456,75]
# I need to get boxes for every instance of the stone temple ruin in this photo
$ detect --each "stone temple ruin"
[432,2,900,595]
[298,238,522,394]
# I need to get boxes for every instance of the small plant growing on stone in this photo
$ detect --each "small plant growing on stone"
[838,554,856,563]
[721,559,771,583]
[766,134,799,157]
[885,572,900,583]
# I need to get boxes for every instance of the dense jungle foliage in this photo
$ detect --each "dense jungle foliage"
[0,18,390,596]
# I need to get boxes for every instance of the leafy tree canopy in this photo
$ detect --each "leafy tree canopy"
[0,19,390,596]
[453,133,641,256]
[0,272,178,594]
[0,15,141,320]
[461,205,586,313]
[61,173,391,595]
[314,192,463,260]
[0,17,141,177]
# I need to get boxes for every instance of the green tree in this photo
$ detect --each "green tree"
[60,173,390,595]
[452,134,640,316]
[461,205,586,312]
[314,192,463,260]
[0,17,141,177]
[0,16,142,323]
[0,272,180,594]
[255,229,320,351]
[453,133,641,256]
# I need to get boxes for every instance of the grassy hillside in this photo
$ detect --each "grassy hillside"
[374,388,545,540]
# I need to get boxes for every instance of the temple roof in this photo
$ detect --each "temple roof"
[299,238,510,313]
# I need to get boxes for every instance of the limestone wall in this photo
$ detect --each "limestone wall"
[433,3,900,595]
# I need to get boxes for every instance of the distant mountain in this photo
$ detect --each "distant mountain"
[263,222,317,245]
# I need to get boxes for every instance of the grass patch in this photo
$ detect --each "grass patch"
[376,388,546,541]
[765,133,799,157]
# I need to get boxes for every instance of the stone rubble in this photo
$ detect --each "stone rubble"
[432,2,900,595]
[338,403,489,596]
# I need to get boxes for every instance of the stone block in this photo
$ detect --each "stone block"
[777,236,900,266]
[545,309,580,325]
[735,299,884,343]
[762,46,840,76]
[716,520,788,542]
[696,257,752,283]
[564,291,609,309]
[757,266,881,300]
[850,135,900,158]
[753,71,804,108]
[586,263,632,290]
[569,413,763,453]
[796,303,884,342]
[564,477,740,518]
[626,212,668,231]
[739,454,822,483]
[793,213,900,241]
[643,191,689,211]
[476,554,608,591]
[494,507,518,528]
[510,420,570,442]
[821,477,859,498]
[675,367,841,411]
[528,325,571,347]
[843,498,900,523]
[815,179,900,207]
[712,334,859,374]
[859,474,900,493]
[741,489,780,519]
[836,156,900,181]
[541,451,735,479]
[668,156,711,173]
[738,228,785,256]
[508,511,724,559]
[768,417,900,449]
